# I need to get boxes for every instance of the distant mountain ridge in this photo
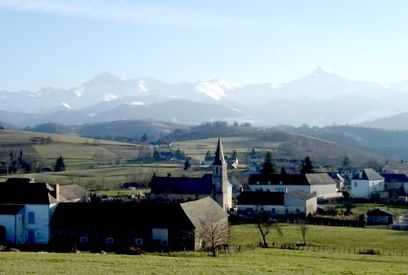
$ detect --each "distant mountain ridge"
[2,67,408,128]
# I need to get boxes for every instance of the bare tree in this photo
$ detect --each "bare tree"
[199,218,229,257]
[299,220,309,245]
[255,210,282,248]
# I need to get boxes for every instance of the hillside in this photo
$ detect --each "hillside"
[289,125,408,161]
[0,129,147,171]
[160,122,384,167]
[25,119,187,142]
[20,121,401,166]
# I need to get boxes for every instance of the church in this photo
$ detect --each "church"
[149,138,233,211]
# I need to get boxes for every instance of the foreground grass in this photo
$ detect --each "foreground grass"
[2,224,408,274]
[1,248,407,275]
[230,223,408,251]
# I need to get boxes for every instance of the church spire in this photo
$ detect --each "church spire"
[212,138,226,166]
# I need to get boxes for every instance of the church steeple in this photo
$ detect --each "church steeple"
[212,138,226,166]
[211,138,232,211]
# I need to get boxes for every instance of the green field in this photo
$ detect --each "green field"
[1,224,408,274]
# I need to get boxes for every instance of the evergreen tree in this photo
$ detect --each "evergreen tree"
[342,156,351,167]
[140,134,148,143]
[204,150,212,161]
[184,158,191,170]
[262,151,275,175]
[54,156,65,172]
[300,156,314,174]
[250,147,256,159]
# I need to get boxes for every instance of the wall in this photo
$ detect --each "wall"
[351,180,369,199]
[25,204,53,244]
[352,179,385,199]
[0,215,16,244]
[248,184,310,194]
[0,211,25,245]
[310,184,337,197]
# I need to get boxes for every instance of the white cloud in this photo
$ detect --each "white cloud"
[0,0,270,29]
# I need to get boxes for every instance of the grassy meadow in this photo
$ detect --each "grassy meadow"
[1,224,408,274]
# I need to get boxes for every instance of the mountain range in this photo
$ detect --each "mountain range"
[2,67,408,128]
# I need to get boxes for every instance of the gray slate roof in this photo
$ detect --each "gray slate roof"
[248,173,336,186]
[366,208,394,217]
[180,197,228,227]
[352,169,384,181]
[59,184,87,202]
[0,204,25,215]
[0,181,57,205]
[150,174,213,195]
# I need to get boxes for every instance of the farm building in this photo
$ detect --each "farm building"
[366,208,394,225]
[236,190,317,217]
[246,173,338,199]
[50,197,228,252]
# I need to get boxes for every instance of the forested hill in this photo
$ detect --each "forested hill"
[287,125,408,161]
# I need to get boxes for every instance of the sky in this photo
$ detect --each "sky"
[1,0,408,91]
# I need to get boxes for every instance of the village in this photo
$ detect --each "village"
[1,138,408,255]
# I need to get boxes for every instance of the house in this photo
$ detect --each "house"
[0,178,58,245]
[381,173,408,196]
[329,172,345,191]
[246,173,338,199]
[366,208,394,225]
[237,190,317,217]
[150,138,232,211]
[351,169,385,199]
[50,197,228,252]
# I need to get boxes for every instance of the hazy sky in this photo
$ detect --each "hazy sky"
[1,0,408,91]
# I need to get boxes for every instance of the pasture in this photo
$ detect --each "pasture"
[1,224,408,274]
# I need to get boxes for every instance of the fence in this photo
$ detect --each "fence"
[274,242,407,256]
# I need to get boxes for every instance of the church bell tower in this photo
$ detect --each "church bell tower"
[212,138,232,211]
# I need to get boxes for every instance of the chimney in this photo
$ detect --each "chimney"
[52,184,60,201]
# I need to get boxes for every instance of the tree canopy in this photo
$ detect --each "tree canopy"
[54,156,66,172]
[262,151,275,175]
[300,156,314,174]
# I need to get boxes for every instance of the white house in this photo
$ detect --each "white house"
[351,169,385,199]
[246,173,338,199]
[0,178,58,245]
[237,190,317,217]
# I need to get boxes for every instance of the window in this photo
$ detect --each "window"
[152,228,168,244]
[135,238,143,246]
[106,237,114,245]
[28,212,35,224]
[80,236,88,244]
[354,182,357,187]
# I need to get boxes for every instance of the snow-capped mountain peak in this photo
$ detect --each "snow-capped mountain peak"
[137,80,149,93]
[104,93,118,102]
[61,102,72,109]
[312,66,332,77]
[74,87,84,98]
[195,79,241,101]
